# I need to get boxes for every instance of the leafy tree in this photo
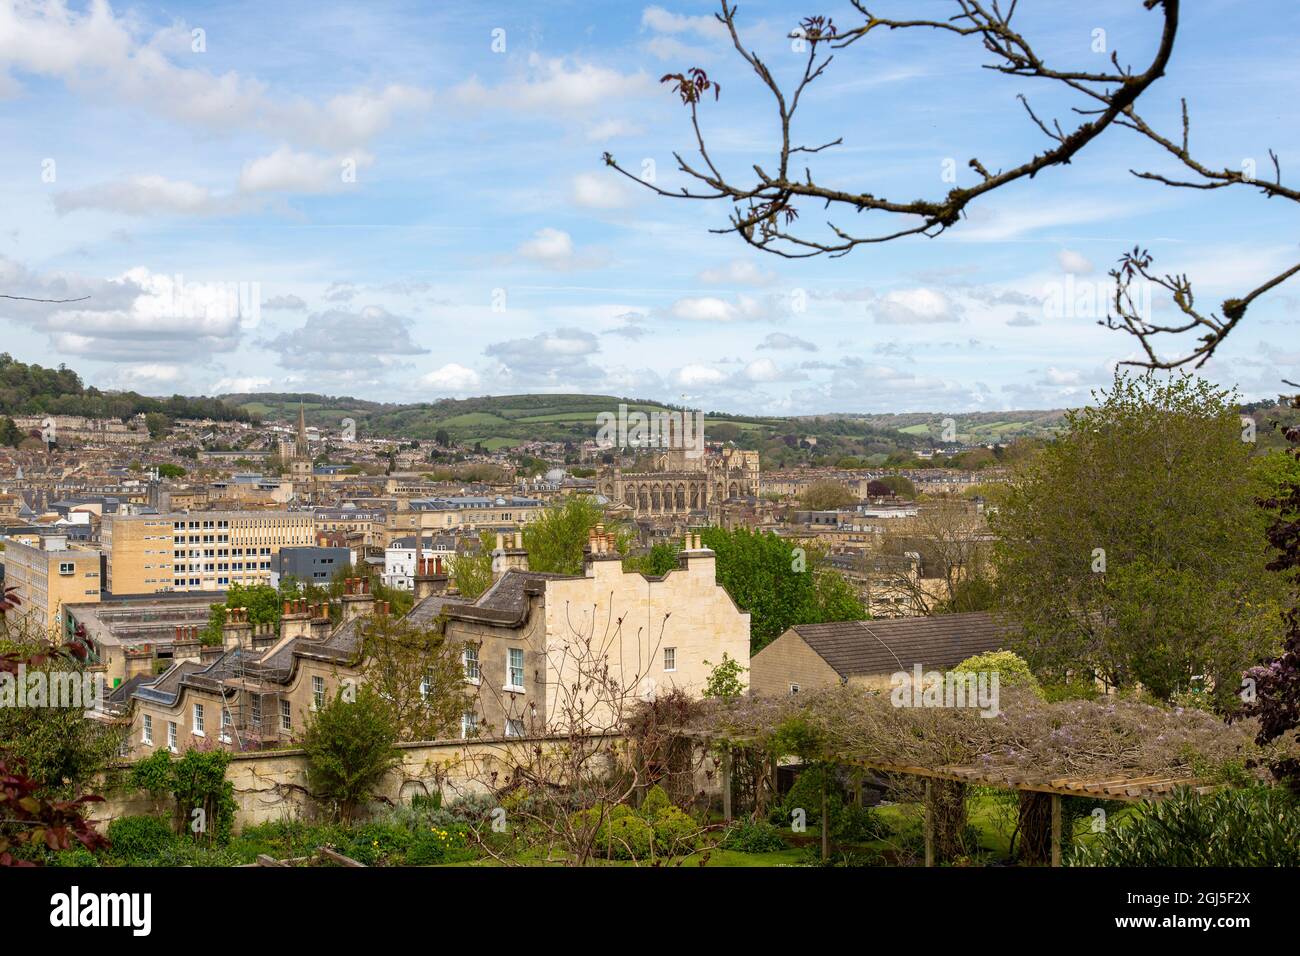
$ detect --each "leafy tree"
[356,613,469,741]
[199,582,291,644]
[144,412,171,439]
[522,496,628,576]
[449,533,494,600]
[0,615,123,797]
[0,416,21,448]
[703,652,747,703]
[302,686,401,822]
[993,372,1285,702]
[0,604,112,865]
[700,527,865,651]
[951,650,1042,697]
[869,475,916,499]
[622,542,680,577]
[157,462,186,479]
[800,480,856,510]
[1238,395,1300,790]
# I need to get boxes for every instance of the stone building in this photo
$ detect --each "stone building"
[117,528,752,757]
[600,438,760,523]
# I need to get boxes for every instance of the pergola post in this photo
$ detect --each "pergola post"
[721,747,733,822]
[924,779,934,868]
[1050,793,1062,868]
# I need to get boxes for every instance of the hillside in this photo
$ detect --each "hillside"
[0,353,254,424]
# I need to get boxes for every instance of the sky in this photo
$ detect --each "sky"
[0,0,1296,416]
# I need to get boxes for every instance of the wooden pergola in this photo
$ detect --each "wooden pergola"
[835,758,1212,866]
[693,731,1211,867]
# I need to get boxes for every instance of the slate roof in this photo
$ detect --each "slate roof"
[782,612,1014,677]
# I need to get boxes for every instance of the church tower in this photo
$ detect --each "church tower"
[284,402,313,484]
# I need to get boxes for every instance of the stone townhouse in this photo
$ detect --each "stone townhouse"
[118,529,751,756]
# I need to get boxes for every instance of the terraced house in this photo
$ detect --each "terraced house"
[117,529,751,756]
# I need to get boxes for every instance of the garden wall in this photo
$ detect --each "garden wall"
[91,734,721,832]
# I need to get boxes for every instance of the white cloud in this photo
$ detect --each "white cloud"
[110,363,183,390]
[586,118,643,141]
[1,261,250,361]
[239,147,373,194]
[674,363,727,386]
[518,227,573,263]
[52,175,240,217]
[873,288,961,324]
[211,376,272,393]
[741,358,782,382]
[757,332,817,351]
[0,3,430,151]
[641,6,730,40]
[571,172,632,209]
[1057,249,1095,275]
[265,305,427,370]
[422,363,481,392]
[670,294,769,322]
[453,55,653,114]
[696,259,775,286]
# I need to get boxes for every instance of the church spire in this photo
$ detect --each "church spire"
[296,402,308,455]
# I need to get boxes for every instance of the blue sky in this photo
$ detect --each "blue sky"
[0,0,1296,414]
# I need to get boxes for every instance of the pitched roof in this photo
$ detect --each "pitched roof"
[783,612,1014,677]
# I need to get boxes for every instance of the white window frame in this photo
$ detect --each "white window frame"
[219,707,232,744]
[192,703,205,736]
[505,718,525,738]
[460,711,479,740]
[463,645,481,685]
[789,683,800,696]
[663,647,676,672]
[142,713,153,746]
[167,721,178,753]
[312,675,325,711]
[505,647,525,692]
[279,698,292,732]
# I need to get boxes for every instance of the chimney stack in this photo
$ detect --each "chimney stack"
[340,575,376,624]
[413,550,450,602]
[221,605,253,651]
[492,529,530,581]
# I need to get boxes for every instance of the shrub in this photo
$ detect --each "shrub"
[1070,787,1300,866]
[771,766,884,843]
[649,804,698,854]
[105,815,176,864]
[721,819,787,853]
[604,810,655,860]
[301,687,401,822]
[951,650,1043,698]
[342,822,413,865]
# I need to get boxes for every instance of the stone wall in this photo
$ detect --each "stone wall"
[91,734,719,833]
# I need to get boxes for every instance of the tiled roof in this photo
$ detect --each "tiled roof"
[784,612,1014,677]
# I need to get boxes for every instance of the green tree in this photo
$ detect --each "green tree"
[622,542,680,576]
[800,480,857,510]
[356,613,469,741]
[157,462,186,479]
[992,372,1285,702]
[144,412,172,439]
[302,686,401,822]
[701,527,865,651]
[0,416,21,448]
[522,496,628,576]
[449,532,495,600]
